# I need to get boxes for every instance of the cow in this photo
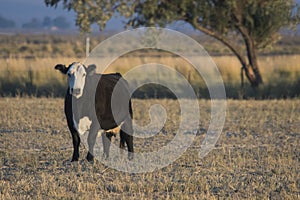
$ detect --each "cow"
[55,62,134,163]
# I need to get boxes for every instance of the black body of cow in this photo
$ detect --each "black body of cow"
[57,64,134,162]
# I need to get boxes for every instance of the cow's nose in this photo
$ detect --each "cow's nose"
[72,88,81,95]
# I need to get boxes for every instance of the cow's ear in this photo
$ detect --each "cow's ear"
[54,64,68,74]
[87,64,96,75]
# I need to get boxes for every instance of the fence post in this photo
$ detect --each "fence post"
[86,35,90,57]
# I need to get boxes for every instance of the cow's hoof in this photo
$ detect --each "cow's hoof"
[128,153,134,160]
[71,157,79,162]
[103,153,109,160]
[120,143,126,150]
[86,152,94,163]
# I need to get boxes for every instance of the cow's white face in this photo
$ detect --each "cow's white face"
[67,62,87,98]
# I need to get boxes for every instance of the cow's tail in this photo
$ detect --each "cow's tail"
[129,99,133,119]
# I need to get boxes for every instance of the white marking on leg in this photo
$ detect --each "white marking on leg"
[97,130,104,137]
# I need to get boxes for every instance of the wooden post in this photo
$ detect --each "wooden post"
[86,35,90,57]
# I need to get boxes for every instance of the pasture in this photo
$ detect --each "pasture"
[0,98,299,199]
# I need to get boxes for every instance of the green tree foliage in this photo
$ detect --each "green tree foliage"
[45,0,133,32]
[45,0,300,87]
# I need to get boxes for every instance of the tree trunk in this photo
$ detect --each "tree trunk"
[236,24,263,87]
[243,34,263,87]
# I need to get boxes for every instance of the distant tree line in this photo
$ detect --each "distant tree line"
[0,15,70,29]
[0,15,16,28]
[22,16,70,29]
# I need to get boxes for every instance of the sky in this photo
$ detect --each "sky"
[0,0,122,31]
[0,0,73,25]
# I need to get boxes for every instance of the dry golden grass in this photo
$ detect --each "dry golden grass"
[0,98,299,199]
[0,57,77,85]
[213,55,300,83]
[1,55,300,83]
[1,55,300,98]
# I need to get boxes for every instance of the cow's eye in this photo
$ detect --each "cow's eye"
[83,73,86,77]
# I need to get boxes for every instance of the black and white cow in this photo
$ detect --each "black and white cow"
[55,62,134,162]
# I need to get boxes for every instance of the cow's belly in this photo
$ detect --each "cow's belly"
[97,118,120,130]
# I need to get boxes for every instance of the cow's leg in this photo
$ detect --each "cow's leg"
[121,117,134,160]
[86,125,98,163]
[65,94,80,162]
[120,130,126,150]
[70,128,80,162]
[71,131,80,162]
[102,131,113,159]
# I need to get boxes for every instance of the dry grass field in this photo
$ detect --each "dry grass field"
[1,55,300,98]
[1,55,300,83]
[0,98,299,199]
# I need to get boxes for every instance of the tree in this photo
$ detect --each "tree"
[22,18,42,29]
[43,16,52,28]
[45,0,300,87]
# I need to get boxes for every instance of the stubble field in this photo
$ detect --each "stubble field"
[0,98,299,199]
